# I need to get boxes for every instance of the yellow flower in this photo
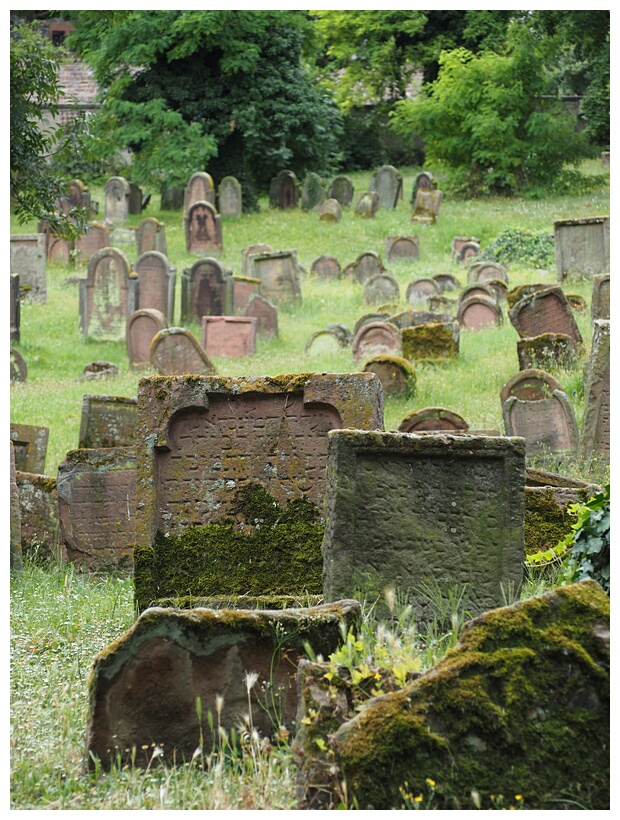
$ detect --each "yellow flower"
[515,795,523,801]
[426,778,436,787]
[414,795,423,803]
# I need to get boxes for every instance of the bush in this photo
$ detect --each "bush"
[479,229,555,269]
[563,486,610,594]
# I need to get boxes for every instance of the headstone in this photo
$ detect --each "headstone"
[57,447,136,571]
[183,172,215,216]
[369,165,402,209]
[185,200,223,253]
[456,240,480,263]
[459,282,496,304]
[104,176,130,224]
[319,198,342,222]
[10,234,47,302]
[149,328,217,376]
[301,172,326,211]
[160,182,184,211]
[502,391,579,457]
[80,361,119,381]
[181,257,233,323]
[126,309,168,368]
[75,222,110,265]
[243,295,278,339]
[411,189,443,224]
[322,430,525,613]
[401,322,459,361]
[508,286,582,346]
[241,243,274,277]
[79,247,137,341]
[350,251,385,284]
[127,182,144,215]
[15,471,61,563]
[385,236,419,263]
[432,272,461,293]
[85,600,360,770]
[352,321,401,362]
[506,283,547,310]
[565,292,587,313]
[362,355,416,398]
[10,443,23,572]
[327,175,354,207]
[590,273,610,322]
[10,274,20,342]
[412,171,435,196]
[201,316,257,358]
[406,277,441,305]
[364,273,400,305]
[232,276,261,313]
[134,251,176,324]
[452,236,480,260]
[78,395,138,449]
[10,348,27,382]
[580,319,610,465]
[249,250,302,305]
[397,407,469,433]
[354,312,390,336]
[10,423,49,474]
[354,191,380,218]
[135,217,167,257]
[218,176,242,217]
[305,328,349,357]
[500,369,563,406]
[457,295,503,329]
[269,170,299,209]
[601,151,610,168]
[467,261,509,284]
[554,215,610,280]
[310,255,341,280]
[47,235,72,265]
[517,333,579,371]
[485,278,509,302]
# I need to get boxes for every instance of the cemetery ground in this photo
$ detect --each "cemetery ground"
[10,162,610,809]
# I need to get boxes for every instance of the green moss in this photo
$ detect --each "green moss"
[401,323,458,361]
[524,488,578,556]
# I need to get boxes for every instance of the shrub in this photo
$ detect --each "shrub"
[479,228,555,269]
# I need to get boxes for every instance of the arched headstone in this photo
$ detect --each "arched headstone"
[350,251,385,284]
[398,407,468,433]
[457,295,503,330]
[459,283,496,304]
[149,327,217,376]
[352,321,401,363]
[385,236,420,263]
[126,309,168,368]
[362,354,416,398]
[433,272,462,293]
[244,295,278,339]
[311,255,341,279]
[184,172,215,216]
[181,258,233,323]
[80,247,136,341]
[218,176,242,217]
[185,201,222,253]
[269,170,299,209]
[503,391,579,456]
[136,217,167,256]
[301,173,326,211]
[135,251,176,324]
[305,328,349,357]
[75,222,110,265]
[468,261,509,284]
[104,176,130,224]
[364,273,400,305]
[327,175,354,207]
[354,191,379,219]
[406,277,441,305]
[369,165,402,209]
[500,369,564,406]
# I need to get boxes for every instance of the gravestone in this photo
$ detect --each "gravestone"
[57,178,92,215]
[160,182,184,211]
[232,276,261,313]
[554,216,610,280]
[10,444,22,571]
[46,235,72,265]
[185,200,223,253]
[10,234,47,302]
[218,176,242,217]
[362,355,416,398]
[135,217,167,257]
[269,170,299,209]
[456,240,480,263]
[506,283,547,310]
[467,261,509,284]
[397,407,468,433]
[319,198,342,222]
[500,369,563,406]
[459,283,496,304]
[79,247,137,341]
[85,600,360,770]
[432,272,461,293]
[181,257,234,323]
[502,391,579,457]
[517,333,579,371]
[10,274,20,342]
[127,182,145,215]
[411,189,443,224]
[369,165,402,209]
[350,251,385,284]
[134,251,176,324]
[104,176,130,224]
[249,250,302,305]
[149,328,217,376]
[352,321,401,362]
[485,278,509,302]
[201,316,257,358]
[327,175,354,207]
[244,295,278,339]
[354,312,390,336]
[322,430,525,615]
[241,243,274,277]
[452,236,480,260]
[78,395,138,449]
[310,255,341,280]
[305,328,349,357]
[580,319,610,465]
[508,286,582,346]
[126,309,168,368]
[80,361,119,381]
[364,273,400,305]
[10,423,49,474]
[385,236,419,263]
[75,222,110,265]
[590,274,610,323]
[401,322,459,361]
[354,191,380,218]
[183,172,216,215]
[57,447,136,571]
[406,277,441,305]
[15,471,61,563]
[301,172,326,211]
[10,348,27,382]
[457,295,503,329]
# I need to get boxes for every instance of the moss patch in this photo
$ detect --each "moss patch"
[524,487,578,556]
[401,323,458,361]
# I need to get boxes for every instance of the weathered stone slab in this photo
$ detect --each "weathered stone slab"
[86,599,361,770]
[10,423,49,474]
[149,328,217,376]
[457,295,503,329]
[406,277,441,305]
[183,172,215,216]
[10,234,47,302]
[10,348,27,382]
[80,361,118,381]
[57,447,136,571]
[590,273,610,323]
[104,176,130,224]
[352,321,401,362]
[459,282,496,304]
[181,257,233,323]
[127,182,145,215]
[249,250,302,305]
[503,391,579,456]
[79,248,137,341]
[580,319,610,465]
[350,251,385,285]
[362,355,416,397]
[354,191,379,218]
[468,260,509,284]
[185,201,222,253]
[364,273,400,305]
[319,198,341,222]
[500,369,563,405]
[232,275,260,312]
[508,286,582,345]
[135,217,167,257]
[78,395,138,449]
[327,175,354,207]
[517,333,579,371]
[385,236,419,263]
[10,443,23,571]
[506,283,547,310]
[10,273,20,342]
[241,243,274,277]
[15,471,61,563]
[369,164,402,209]
[243,294,278,338]
[412,170,434,194]
[301,172,326,211]
[201,316,257,358]
[485,278,509,301]
[310,255,341,280]
[432,272,461,293]
[411,189,443,223]
[134,251,176,324]
[269,170,299,209]
[126,309,168,368]
[75,222,110,265]
[217,176,242,217]
[401,322,459,361]
[398,407,468,433]
[554,215,610,281]
[322,430,525,613]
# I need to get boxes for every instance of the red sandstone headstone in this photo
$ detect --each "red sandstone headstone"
[352,321,401,362]
[241,243,274,277]
[467,261,509,285]
[508,286,582,345]
[457,295,503,329]
[181,257,233,323]
[516,334,579,371]
[232,276,261,312]
[149,328,217,376]
[432,273,462,293]
[183,172,215,216]
[406,278,441,305]
[15,471,62,563]
[459,283,496,304]
[47,236,72,265]
[385,236,420,263]
[126,309,168,368]
[10,423,49,474]
[185,200,222,253]
[134,251,176,323]
[135,217,167,256]
[350,251,385,284]
[75,222,110,265]
[201,316,257,358]
[364,274,400,305]
[500,369,563,405]
[269,170,299,209]
[398,407,469,433]
[362,354,416,397]
[502,391,579,456]
[311,255,341,280]
[243,294,278,339]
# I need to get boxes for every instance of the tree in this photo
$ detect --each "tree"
[10,20,89,236]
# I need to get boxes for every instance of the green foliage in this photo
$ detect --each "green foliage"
[479,229,555,269]
[561,486,610,594]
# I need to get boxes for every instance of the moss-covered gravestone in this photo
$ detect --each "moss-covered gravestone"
[78,395,138,449]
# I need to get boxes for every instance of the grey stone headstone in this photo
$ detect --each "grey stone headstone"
[10,234,47,303]
[218,176,242,217]
[554,216,610,281]
[327,175,354,207]
[104,176,130,224]
[369,165,402,209]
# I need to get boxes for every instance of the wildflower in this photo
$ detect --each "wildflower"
[426,778,436,787]
[215,694,224,716]
[515,795,523,801]
[414,794,423,803]
[245,670,259,692]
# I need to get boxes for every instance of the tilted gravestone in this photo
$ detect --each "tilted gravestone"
[467,260,509,285]
[385,236,420,263]
[310,255,341,280]
[183,172,215,216]
[244,294,278,338]
[10,234,47,302]
[241,243,274,277]
[406,277,441,306]
[79,247,137,341]
[126,309,168,368]
[506,283,547,310]
[104,176,130,224]
[590,273,610,323]
[457,295,503,330]
[57,447,136,572]
[135,217,167,257]
[350,251,385,284]
[322,430,525,615]
[554,215,610,281]
[10,274,20,342]
[134,251,176,324]
[181,257,234,323]
[369,165,402,209]
[201,315,257,358]
[78,395,138,449]
[185,200,222,253]
[502,390,579,456]
[401,322,459,362]
[10,423,49,475]
[364,273,400,305]
[352,321,401,362]
[508,286,582,346]
[232,275,261,312]
[327,175,354,207]
[149,328,217,376]
[133,373,384,610]
[85,599,361,771]
[362,354,416,398]
[301,172,326,211]
[411,189,443,223]
[397,407,468,433]
[269,170,299,209]
[75,222,110,265]
[354,191,380,218]
[319,198,342,222]
[580,319,610,465]
[218,175,242,217]
[15,470,61,563]
[249,250,302,305]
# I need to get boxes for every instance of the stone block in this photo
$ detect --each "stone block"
[15,471,61,562]
[554,215,610,281]
[10,234,47,302]
[78,395,138,449]
[201,316,257,358]
[10,423,49,474]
